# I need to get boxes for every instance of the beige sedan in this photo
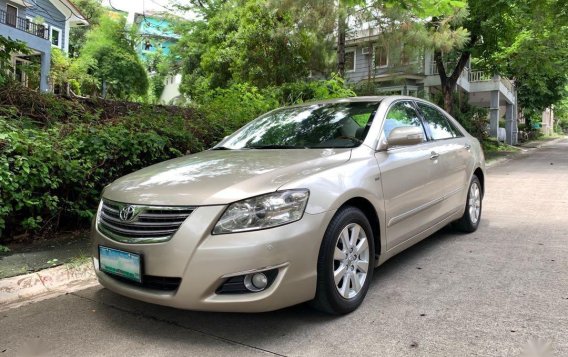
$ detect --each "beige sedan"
[91,96,485,314]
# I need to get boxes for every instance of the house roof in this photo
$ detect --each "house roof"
[48,0,90,26]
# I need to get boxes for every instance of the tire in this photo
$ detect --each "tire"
[311,206,375,315]
[454,175,483,233]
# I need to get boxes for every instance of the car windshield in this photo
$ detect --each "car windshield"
[218,101,380,149]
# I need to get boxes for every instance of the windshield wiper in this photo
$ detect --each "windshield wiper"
[245,144,307,149]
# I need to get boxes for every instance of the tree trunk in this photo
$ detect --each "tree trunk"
[336,9,346,77]
[434,34,478,116]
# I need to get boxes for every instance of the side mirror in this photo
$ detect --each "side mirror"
[386,126,424,148]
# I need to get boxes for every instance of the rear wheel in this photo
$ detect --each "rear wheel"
[454,175,482,233]
[312,207,375,314]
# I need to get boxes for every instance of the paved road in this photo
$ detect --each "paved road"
[1,139,567,357]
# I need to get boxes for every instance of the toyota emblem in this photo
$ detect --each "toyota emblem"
[119,205,136,221]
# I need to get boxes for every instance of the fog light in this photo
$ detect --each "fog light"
[244,272,268,292]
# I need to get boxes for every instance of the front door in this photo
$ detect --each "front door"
[416,102,470,217]
[375,101,440,250]
[6,5,17,27]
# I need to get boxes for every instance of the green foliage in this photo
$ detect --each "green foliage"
[196,76,356,135]
[198,82,278,134]
[175,0,332,98]
[69,0,105,58]
[77,14,149,99]
[0,36,30,86]
[467,0,567,115]
[144,49,170,102]
[272,74,356,105]
[0,86,222,241]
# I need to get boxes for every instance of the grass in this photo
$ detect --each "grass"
[534,132,565,141]
[482,137,521,163]
[66,252,91,269]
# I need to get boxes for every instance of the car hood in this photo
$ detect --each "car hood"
[103,149,352,206]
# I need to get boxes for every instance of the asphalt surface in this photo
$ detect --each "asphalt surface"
[1,138,567,357]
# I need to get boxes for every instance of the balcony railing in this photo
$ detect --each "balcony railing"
[468,70,493,82]
[0,9,49,40]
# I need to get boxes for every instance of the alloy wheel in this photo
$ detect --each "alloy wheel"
[469,182,481,224]
[333,223,370,299]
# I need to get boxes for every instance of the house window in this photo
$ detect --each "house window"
[345,50,355,72]
[6,4,18,27]
[374,45,388,68]
[50,26,62,48]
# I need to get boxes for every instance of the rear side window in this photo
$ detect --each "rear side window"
[417,103,462,140]
[382,101,426,141]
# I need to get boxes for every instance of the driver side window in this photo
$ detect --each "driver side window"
[383,101,426,142]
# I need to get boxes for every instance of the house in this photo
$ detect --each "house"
[0,0,88,92]
[130,11,182,104]
[344,29,519,145]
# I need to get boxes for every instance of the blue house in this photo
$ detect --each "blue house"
[132,11,182,104]
[0,0,88,91]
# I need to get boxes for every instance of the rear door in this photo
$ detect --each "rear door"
[415,102,470,216]
[375,101,440,250]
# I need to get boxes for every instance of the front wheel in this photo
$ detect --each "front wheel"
[311,207,375,314]
[454,175,483,233]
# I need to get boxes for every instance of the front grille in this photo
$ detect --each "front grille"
[98,199,195,243]
[105,273,182,291]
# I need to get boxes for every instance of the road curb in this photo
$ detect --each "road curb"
[0,262,99,312]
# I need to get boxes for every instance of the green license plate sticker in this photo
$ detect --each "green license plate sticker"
[99,246,142,283]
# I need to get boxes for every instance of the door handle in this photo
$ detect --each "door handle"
[430,151,439,160]
[464,143,471,151]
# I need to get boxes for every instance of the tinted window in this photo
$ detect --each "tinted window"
[418,103,461,140]
[382,101,426,141]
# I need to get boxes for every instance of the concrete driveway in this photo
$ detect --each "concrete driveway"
[1,139,567,357]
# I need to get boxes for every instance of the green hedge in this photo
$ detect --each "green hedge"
[0,89,222,241]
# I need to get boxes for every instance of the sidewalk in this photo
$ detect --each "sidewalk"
[0,135,565,311]
[0,232,98,311]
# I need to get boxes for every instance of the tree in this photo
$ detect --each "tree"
[77,14,148,99]
[483,0,568,120]
[69,0,104,58]
[174,0,331,99]
[428,0,568,117]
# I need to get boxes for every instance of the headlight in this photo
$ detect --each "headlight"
[212,189,309,234]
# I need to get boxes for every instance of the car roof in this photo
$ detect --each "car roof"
[285,95,430,108]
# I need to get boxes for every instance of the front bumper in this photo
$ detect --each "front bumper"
[92,205,334,312]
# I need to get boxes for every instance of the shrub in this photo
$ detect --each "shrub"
[0,86,223,241]
[197,82,279,135]
[196,76,356,135]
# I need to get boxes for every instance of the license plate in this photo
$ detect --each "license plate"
[99,246,142,283]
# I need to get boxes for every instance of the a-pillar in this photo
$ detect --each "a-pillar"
[489,90,500,138]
